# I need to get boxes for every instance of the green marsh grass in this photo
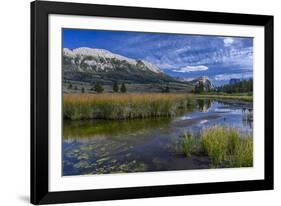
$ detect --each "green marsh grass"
[63,93,194,120]
[180,126,253,168]
[230,136,253,167]
[181,132,196,157]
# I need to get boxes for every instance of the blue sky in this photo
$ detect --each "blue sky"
[63,29,253,85]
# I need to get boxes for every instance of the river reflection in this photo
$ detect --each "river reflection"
[63,99,253,176]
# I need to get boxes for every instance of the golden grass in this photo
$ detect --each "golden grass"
[63,93,194,120]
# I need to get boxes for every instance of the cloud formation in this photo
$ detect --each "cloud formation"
[224,37,234,47]
[172,65,208,73]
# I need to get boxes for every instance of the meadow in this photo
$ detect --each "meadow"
[63,93,194,120]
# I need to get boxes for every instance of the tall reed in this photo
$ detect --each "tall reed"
[63,93,194,120]
[229,136,253,167]
[180,126,253,168]
[181,132,197,157]
[200,126,253,167]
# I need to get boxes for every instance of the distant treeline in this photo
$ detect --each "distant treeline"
[216,79,253,94]
[67,81,127,93]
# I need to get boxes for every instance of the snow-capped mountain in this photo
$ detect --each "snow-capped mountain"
[63,47,168,78]
[63,47,176,84]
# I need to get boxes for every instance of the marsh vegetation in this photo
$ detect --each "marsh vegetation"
[63,93,194,120]
[180,126,253,168]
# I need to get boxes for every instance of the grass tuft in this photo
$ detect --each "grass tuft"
[200,126,253,167]
[181,132,197,157]
[180,126,253,168]
[229,136,253,167]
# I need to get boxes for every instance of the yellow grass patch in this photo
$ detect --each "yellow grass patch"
[63,93,194,120]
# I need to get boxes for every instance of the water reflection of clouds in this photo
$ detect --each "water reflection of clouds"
[200,120,208,124]
[179,116,192,120]
[213,108,241,115]
[181,100,253,137]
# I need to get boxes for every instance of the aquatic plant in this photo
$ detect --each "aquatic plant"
[63,93,195,120]
[181,132,197,157]
[229,136,253,167]
[179,126,253,168]
[242,109,253,121]
[63,118,171,139]
[200,126,253,167]
[200,126,229,166]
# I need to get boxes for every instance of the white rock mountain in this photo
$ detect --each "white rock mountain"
[63,47,175,84]
[188,76,214,91]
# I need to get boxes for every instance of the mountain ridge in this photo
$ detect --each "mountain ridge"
[63,47,177,84]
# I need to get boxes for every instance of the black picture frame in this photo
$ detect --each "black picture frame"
[31,0,274,204]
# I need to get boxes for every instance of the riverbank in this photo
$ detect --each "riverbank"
[195,93,253,102]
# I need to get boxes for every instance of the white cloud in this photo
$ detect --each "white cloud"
[224,37,234,47]
[214,72,252,81]
[181,77,196,81]
[117,34,253,72]
[172,65,208,73]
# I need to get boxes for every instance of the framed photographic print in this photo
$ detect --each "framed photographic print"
[31,0,274,204]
